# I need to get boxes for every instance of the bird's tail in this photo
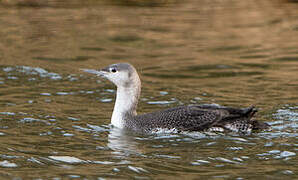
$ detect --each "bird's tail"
[242,106,258,118]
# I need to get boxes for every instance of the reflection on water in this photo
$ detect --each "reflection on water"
[107,127,141,157]
[0,0,298,179]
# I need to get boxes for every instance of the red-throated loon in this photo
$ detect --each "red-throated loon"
[83,63,270,134]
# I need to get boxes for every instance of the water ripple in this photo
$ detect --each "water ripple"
[2,66,62,80]
[0,160,18,168]
[48,156,85,164]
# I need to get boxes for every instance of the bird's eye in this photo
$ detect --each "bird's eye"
[110,67,117,73]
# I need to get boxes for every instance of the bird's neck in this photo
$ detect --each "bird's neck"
[111,85,140,128]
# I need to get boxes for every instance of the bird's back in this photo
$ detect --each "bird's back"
[124,105,269,133]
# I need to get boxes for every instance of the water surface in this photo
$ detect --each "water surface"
[0,0,297,179]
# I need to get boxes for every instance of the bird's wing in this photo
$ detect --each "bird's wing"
[134,106,228,131]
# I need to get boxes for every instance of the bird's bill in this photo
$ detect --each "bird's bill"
[80,68,106,77]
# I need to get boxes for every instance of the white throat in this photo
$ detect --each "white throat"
[111,85,140,128]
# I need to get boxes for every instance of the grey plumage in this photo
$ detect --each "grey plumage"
[84,63,270,134]
[124,104,268,133]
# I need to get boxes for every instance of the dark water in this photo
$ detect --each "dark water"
[0,0,297,179]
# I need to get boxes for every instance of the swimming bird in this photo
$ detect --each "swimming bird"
[83,63,270,134]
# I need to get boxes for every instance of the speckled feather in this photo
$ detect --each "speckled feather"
[124,105,266,133]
